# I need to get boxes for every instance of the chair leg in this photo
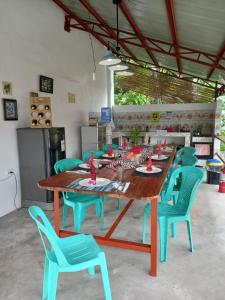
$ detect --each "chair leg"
[100,198,105,231]
[142,208,148,243]
[73,204,82,233]
[62,204,67,229]
[116,198,120,210]
[42,257,49,300]
[100,256,112,300]
[88,266,95,276]
[48,262,58,300]
[186,219,194,252]
[171,222,177,238]
[159,217,169,263]
[96,201,101,217]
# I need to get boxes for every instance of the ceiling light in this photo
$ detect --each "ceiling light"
[109,61,128,71]
[116,69,134,76]
[99,49,121,66]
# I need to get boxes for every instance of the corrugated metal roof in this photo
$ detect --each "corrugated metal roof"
[55,0,225,82]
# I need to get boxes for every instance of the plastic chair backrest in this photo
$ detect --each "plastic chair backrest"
[28,206,69,267]
[164,166,204,214]
[181,155,198,166]
[103,144,119,153]
[54,158,83,174]
[82,150,104,161]
[176,147,196,157]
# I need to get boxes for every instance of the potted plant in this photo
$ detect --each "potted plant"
[130,127,140,145]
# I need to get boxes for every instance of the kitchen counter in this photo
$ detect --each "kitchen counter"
[112,131,191,146]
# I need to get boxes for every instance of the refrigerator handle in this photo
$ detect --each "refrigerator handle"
[43,129,51,177]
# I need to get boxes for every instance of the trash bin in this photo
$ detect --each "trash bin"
[206,159,224,185]
[207,169,221,185]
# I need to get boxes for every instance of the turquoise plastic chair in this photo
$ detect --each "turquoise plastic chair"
[102,144,119,153]
[54,158,104,232]
[176,146,196,157]
[180,155,198,166]
[142,166,204,262]
[28,206,112,300]
[82,150,104,162]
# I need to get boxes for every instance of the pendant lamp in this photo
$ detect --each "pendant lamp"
[98,0,121,66]
[109,61,128,71]
[116,69,134,76]
[99,49,121,66]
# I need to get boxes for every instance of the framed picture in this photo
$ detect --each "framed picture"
[3,99,18,120]
[39,75,53,93]
[2,81,12,95]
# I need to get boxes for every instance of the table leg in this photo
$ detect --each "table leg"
[54,190,60,236]
[150,197,158,276]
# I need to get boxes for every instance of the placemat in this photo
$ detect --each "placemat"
[67,178,118,192]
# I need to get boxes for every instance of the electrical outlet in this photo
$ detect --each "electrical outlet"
[8,169,14,174]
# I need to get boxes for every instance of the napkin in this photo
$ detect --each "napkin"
[122,182,130,193]
[122,137,127,149]
[157,144,162,158]
[108,145,113,156]
[147,155,153,171]
[89,152,94,165]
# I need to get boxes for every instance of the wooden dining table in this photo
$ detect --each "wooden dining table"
[38,148,176,277]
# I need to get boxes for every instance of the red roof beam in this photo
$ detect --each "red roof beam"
[79,0,136,59]
[207,42,225,79]
[165,0,182,74]
[119,1,159,66]
[68,16,225,63]
[71,23,225,72]
[52,0,110,50]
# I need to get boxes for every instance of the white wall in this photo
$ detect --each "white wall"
[0,0,108,216]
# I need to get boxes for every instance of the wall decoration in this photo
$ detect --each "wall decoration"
[30,96,52,128]
[151,112,160,123]
[2,81,12,95]
[39,75,53,93]
[29,91,39,98]
[68,92,76,104]
[101,107,111,123]
[3,99,18,120]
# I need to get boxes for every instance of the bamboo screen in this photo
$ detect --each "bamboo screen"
[115,64,215,104]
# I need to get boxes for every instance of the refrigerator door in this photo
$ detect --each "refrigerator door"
[48,127,66,176]
[17,128,49,205]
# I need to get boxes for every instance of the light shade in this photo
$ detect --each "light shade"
[108,61,129,71]
[99,50,121,66]
[116,69,134,76]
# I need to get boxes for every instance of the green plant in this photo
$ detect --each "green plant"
[130,127,140,145]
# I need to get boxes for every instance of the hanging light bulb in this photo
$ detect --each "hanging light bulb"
[116,69,134,76]
[99,49,121,66]
[109,61,128,71]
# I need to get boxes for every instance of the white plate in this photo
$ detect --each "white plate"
[136,166,162,174]
[79,178,111,187]
[152,155,168,161]
[78,163,102,169]
[102,154,115,158]
[78,163,90,169]
[162,147,173,152]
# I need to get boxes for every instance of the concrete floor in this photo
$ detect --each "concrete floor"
[0,183,225,300]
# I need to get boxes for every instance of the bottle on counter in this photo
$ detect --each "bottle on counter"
[145,126,149,132]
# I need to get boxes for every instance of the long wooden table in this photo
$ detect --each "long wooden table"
[38,149,176,277]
